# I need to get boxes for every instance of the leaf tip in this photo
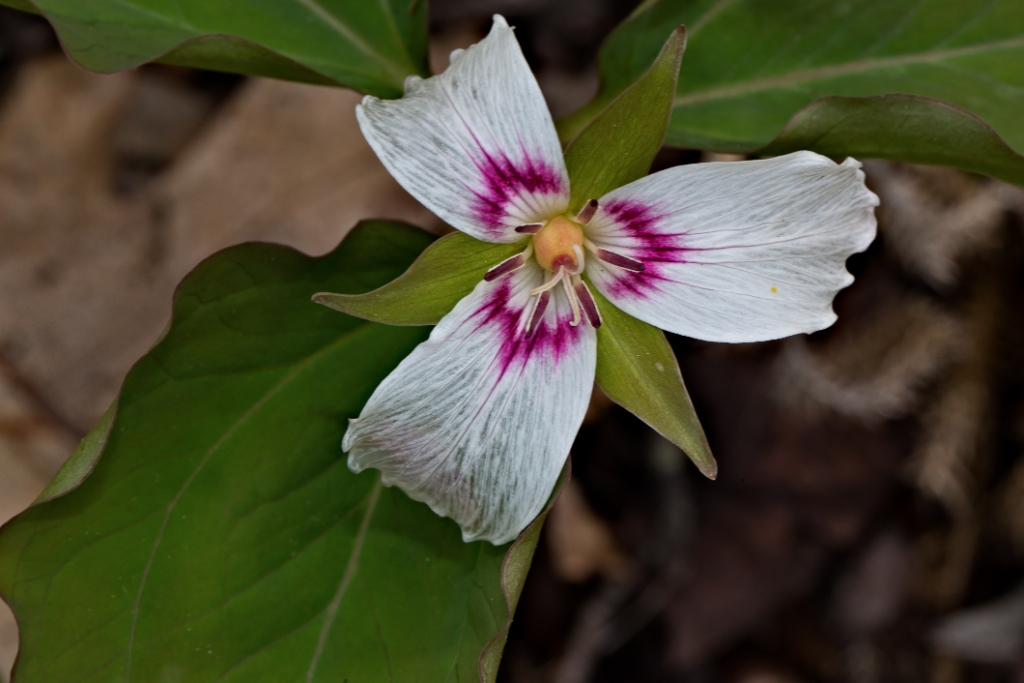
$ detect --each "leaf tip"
[311,291,351,315]
[697,456,718,481]
[662,25,688,64]
[311,291,340,305]
[684,441,717,480]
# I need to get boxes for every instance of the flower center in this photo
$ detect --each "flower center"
[532,216,584,272]
[483,199,650,336]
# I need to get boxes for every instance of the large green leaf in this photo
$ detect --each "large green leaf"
[0,221,541,682]
[0,0,428,97]
[559,0,1024,183]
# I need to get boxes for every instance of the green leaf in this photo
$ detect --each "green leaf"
[590,285,716,479]
[1,0,428,97]
[562,26,686,214]
[478,463,569,683]
[313,231,523,326]
[33,399,117,505]
[1,0,36,13]
[760,94,1024,187]
[0,220,542,682]
[559,0,1024,183]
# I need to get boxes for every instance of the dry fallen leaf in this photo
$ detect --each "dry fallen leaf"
[866,161,1005,288]
[547,479,632,583]
[774,295,962,423]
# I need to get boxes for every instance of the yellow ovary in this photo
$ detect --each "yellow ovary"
[533,216,584,272]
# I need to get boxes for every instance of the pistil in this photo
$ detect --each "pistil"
[529,245,590,328]
[487,216,610,335]
[533,216,584,272]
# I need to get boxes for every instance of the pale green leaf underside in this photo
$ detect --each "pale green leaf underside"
[560,0,1024,184]
[0,221,538,683]
[0,0,429,97]
[762,94,1024,187]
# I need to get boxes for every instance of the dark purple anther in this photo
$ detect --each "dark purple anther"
[597,249,646,272]
[576,199,599,225]
[574,281,602,328]
[514,223,544,234]
[525,290,551,337]
[484,253,526,282]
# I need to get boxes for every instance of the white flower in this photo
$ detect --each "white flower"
[343,16,879,544]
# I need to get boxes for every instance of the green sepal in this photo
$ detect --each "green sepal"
[561,26,687,214]
[313,231,524,326]
[759,94,1024,188]
[591,285,716,479]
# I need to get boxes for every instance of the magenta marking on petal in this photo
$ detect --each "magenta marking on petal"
[471,151,565,235]
[470,280,585,374]
[599,199,690,300]
[525,290,550,337]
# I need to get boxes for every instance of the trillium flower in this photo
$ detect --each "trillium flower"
[339,16,878,544]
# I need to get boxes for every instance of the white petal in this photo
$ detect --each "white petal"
[343,262,596,544]
[356,15,569,243]
[584,152,879,342]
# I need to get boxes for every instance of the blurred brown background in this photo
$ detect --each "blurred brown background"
[2,2,1024,682]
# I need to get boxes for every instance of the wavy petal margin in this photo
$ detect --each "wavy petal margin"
[357,15,570,242]
[344,263,596,544]
[584,151,878,343]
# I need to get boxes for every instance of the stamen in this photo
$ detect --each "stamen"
[530,267,565,296]
[597,248,646,272]
[576,199,599,225]
[514,222,544,234]
[525,290,551,337]
[574,279,602,328]
[484,254,524,282]
[562,271,581,327]
[484,244,533,282]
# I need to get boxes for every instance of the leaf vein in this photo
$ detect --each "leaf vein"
[674,34,1024,107]
[305,476,383,682]
[124,325,372,681]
